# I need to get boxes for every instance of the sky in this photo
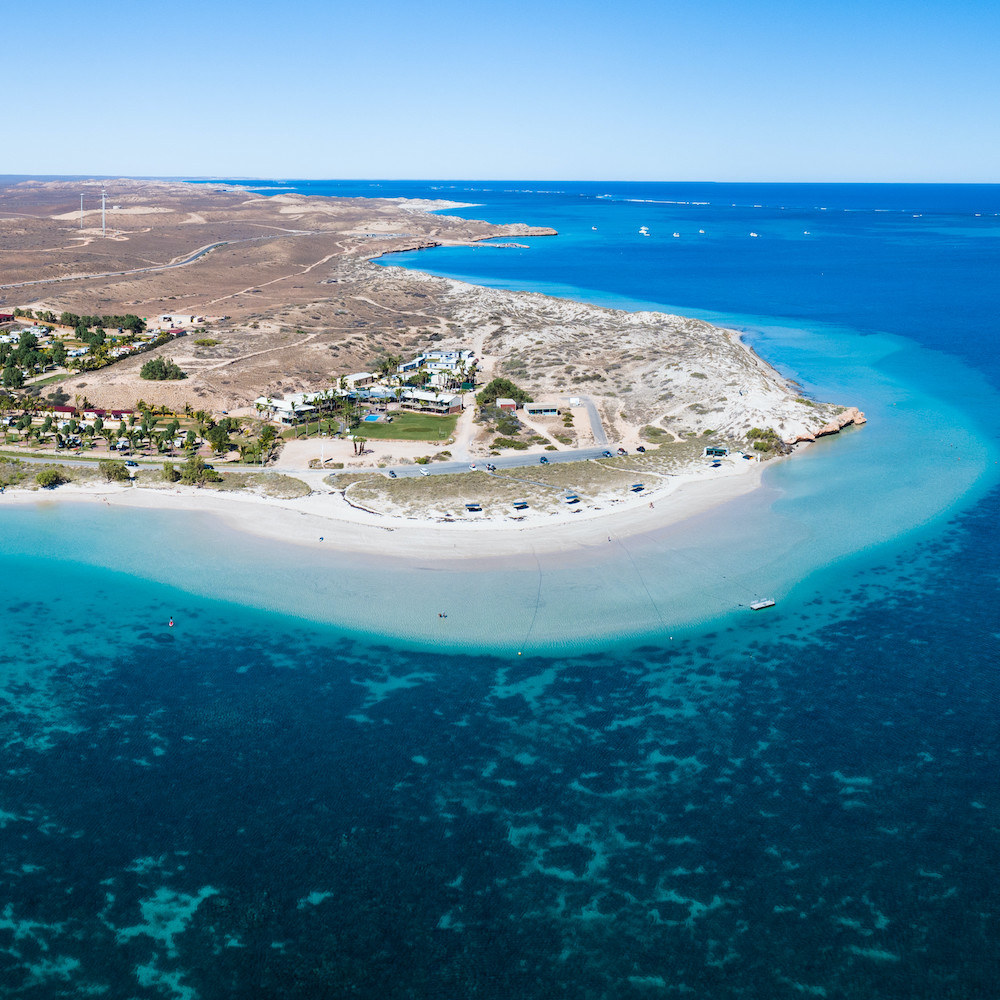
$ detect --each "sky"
[6,0,998,182]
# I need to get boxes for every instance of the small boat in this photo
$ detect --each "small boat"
[749,598,775,611]
[639,226,650,236]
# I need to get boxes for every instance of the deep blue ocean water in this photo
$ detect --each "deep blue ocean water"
[1,181,998,998]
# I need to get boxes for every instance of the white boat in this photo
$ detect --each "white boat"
[749,598,775,611]
[672,232,680,238]
[639,226,649,236]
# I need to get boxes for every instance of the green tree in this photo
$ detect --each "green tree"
[259,424,278,464]
[140,357,186,380]
[476,377,532,407]
[36,468,66,488]
[206,423,231,455]
[180,456,222,485]
[99,460,131,483]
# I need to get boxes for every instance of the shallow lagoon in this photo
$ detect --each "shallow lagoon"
[3,309,995,655]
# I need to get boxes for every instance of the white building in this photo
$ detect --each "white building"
[399,389,463,415]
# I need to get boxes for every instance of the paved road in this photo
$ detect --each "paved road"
[580,396,608,446]
[7,444,636,484]
[355,447,623,480]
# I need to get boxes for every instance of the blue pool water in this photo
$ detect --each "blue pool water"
[363,413,379,421]
[1,180,998,998]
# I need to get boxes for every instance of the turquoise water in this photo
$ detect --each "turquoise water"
[2,182,998,997]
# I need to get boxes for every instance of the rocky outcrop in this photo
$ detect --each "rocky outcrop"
[788,406,867,444]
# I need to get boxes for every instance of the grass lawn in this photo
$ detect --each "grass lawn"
[357,411,457,441]
[284,412,458,443]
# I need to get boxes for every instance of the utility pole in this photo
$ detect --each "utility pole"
[101,188,106,237]
[80,194,84,228]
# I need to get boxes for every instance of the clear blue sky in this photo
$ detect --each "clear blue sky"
[7,0,998,181]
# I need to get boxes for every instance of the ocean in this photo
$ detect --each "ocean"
[1,181,998,998]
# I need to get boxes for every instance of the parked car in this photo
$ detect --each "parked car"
[539,456,550,464]
[125,460,138,467]
[617,448,627,455]
[602,450,613,458]
[388,470,397,478]
[636,445,646,453]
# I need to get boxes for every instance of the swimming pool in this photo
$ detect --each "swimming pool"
[363,414,379,422]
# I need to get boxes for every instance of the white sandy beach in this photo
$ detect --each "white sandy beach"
[2,455,767,565]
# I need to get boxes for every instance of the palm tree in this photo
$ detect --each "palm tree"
[259,425,278,465]
[339,395,358,438]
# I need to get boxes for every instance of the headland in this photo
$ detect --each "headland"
[0,177,865,555]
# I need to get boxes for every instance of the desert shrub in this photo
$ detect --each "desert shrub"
[36,468,67,488]
[0,460,25,488]
[477,378,532,407]
[99,460,130,483]
[180,456,222,484]
[747,426,783,453]
[140,357,186,380]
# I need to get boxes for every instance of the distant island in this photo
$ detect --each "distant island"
[0,178,864,545]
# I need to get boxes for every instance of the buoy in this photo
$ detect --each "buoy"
[168,618,174,628]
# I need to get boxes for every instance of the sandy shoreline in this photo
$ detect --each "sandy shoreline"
[2,457,768,565]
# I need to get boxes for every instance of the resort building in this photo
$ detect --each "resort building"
[496,397,518,412]
[254,393,319,424]
[399,389,463,415]
[397,349,475,375]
